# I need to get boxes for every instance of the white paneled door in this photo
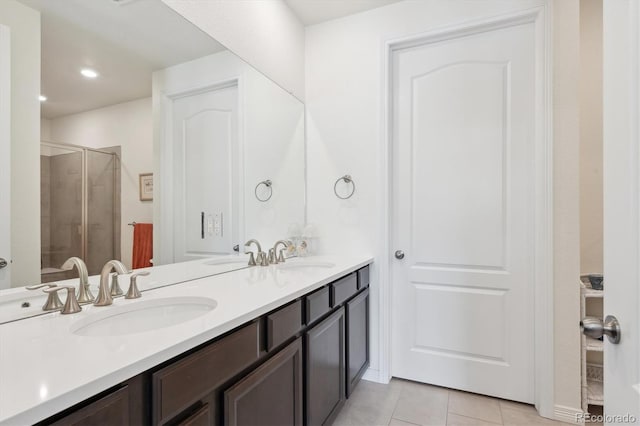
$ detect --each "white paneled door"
[172,84,239,262]
[602,1,640,420]
[0,25,10,289]
[391,20,536,402]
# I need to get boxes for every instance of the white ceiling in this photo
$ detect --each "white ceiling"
[20,0,225,119]
[285,0,403,26]
[24,0,405,119]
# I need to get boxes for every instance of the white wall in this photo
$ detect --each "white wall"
[579,0,603,275]
[161,0,305,101]
[552,0,582,415]
[0,0,41,287]
[305,0,581,417]
[153,50,305,264]
[40,118,51,141]
[47,98,153,270]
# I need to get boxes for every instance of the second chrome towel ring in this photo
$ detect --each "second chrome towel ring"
[255,179,273,202]
[334,175,355,199]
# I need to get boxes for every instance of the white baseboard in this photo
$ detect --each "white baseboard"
[362,368,390,384]
[554,405,584,424]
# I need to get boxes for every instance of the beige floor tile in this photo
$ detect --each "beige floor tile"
[500,407,572,426]
[447,413,503,425]
[448,390,503,424]
[333,379,404,426]
[498,400,538,414]
[389,418,421,426]
[331,402,353,426]
[334,401,398,426]
[392,380,449,425]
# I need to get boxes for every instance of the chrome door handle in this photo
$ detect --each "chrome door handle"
[395,250,405,260]
[0,258,7,269]
[580,315,621,344]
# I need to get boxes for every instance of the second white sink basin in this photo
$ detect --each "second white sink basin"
[70,297,217,337]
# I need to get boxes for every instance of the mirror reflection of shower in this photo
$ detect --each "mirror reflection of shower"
[40,142,121,283]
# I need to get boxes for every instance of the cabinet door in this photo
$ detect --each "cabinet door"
[224,338,303,426]
[346,288,369,397]
[152,321,261,425]
[49,386,130,426]
[305,307,346,426]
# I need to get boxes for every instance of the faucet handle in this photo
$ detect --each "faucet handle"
[246,251,257,266]
[277,249,287,263]
[125,271,150,299]
[44,285,82,314]
[110,273,124,297]
[27,283,64,311]
[258,252,269,267]
[268,248,277,264]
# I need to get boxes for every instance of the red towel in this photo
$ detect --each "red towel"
[132,223,153,269]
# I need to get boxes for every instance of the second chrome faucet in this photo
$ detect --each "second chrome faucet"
[244,239,291,266]
[94,260,129,306]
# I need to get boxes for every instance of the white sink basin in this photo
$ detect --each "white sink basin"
[70,297,217,337]
[277,261,336,270]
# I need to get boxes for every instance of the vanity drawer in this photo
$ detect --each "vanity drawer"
[331,273,358,306]
[305,286,330,325]
[152,321,261,425]
[266,299,303,351]
[357,266,370,289]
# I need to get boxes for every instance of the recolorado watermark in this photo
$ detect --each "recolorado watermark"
[576,412,637,423]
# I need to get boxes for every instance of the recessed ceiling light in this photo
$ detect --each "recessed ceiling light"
[80,68,99,79]
[39,95,47,102]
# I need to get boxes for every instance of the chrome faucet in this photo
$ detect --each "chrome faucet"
[94,260,128,306]
[61,257,93,304]
[272,240,291,263]
[244,239,267,266]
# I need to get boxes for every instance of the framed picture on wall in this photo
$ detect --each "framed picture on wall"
[139,173,153,201]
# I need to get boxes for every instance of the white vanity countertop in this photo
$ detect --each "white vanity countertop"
[0,254,373,425]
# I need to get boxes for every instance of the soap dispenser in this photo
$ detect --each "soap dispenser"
[287,223,302,257]
[301,223,318,256]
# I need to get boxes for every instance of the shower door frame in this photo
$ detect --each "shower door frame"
[41,141,119,269]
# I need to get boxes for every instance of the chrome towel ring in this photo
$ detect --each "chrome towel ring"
[255,179,273,202]
[334,175,355,199]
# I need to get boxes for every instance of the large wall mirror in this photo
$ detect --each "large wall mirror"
[1,0,305,290]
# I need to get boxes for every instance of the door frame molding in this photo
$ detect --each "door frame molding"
[154,77,245,265]
[0,24,10,289]
[377,5,554,416]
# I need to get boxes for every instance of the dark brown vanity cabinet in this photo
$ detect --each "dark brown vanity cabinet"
[151,321,262,425]
[346,288,369,397]
[40,375,147,426]
[40,265,371,426]
[224,338,303,426]
[305,308,346,426]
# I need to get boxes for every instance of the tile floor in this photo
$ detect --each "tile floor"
[332,379,575,426]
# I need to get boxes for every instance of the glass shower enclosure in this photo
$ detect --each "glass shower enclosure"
[40,142,120,282]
